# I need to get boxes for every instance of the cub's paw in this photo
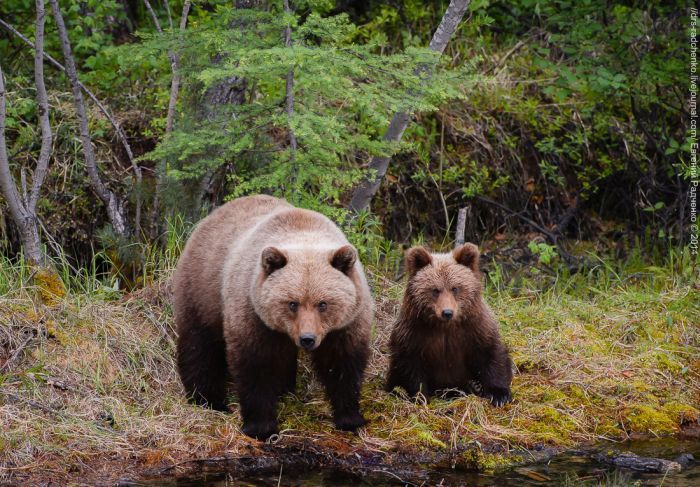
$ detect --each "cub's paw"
[484,388,512,407]
[241,420,279,441]
[334,411,368,432]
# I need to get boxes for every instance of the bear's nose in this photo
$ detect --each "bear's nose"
[441,309,454,320]
[299,333,317,350]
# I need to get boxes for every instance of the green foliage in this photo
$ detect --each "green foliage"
[0,0,689,277]
[527,241,558,265]
[126,1,470,216]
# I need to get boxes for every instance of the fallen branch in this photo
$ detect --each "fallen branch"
[0,332,34,373]
[474,195,580,266]
[593,451,683,473]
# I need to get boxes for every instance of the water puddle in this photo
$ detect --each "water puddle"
[141,439,699,486]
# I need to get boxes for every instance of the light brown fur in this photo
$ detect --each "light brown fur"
[173,195,373,439]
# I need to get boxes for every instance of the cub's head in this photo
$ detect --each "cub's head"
[253,244,359,351]
[404,243,482,322]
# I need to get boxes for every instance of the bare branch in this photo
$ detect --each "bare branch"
[49,0,129,237]
[163,0,173,30]
[454,207,467,248]
[165,0,191,134]
[0,17,139,179]
[151,0,191,238]
[0,1,54,267]
[143,0,163,33]
[0,65,26,224]
[29,0,52,212]
[283,0,298,162]
[348,0,471,213]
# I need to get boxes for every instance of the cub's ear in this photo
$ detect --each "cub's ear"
[261,247,288,275]
[405,246,432,276]
[331,245,357,275]
[453,243,480,272]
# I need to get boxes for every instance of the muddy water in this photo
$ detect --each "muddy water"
[146,440,699,486]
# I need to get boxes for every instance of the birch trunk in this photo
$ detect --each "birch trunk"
[348,0,471,213]
[0,0,53,267]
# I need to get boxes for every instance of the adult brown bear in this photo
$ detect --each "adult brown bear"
[386,243,513,406]
[173,195,373,439]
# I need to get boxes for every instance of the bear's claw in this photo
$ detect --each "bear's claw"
[485,388,512,407]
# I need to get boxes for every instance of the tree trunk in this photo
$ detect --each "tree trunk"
[194,0,260,209]
[49,0,130,237]
[150,0,191,239]
[283,0,298,192]
[348,0,471,213]
[30,0,52,213]
[0,18,138,179]
[0,0,54,268]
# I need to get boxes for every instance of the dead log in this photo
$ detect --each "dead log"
[592,450,683,473]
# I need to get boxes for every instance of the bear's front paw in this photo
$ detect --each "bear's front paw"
[484,387,512,407]
[241,419,279,440]
[334,411,367,432]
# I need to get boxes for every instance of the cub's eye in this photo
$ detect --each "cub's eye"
[432,288,440,298]
[318,301,327,312]
[451,287,459,294]
[288,301,299,312]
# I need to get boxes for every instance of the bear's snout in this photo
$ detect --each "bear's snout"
[441,309,454,320]
[299,333,317,351]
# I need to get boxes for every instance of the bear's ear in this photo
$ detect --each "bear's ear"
[261,247,288,275]
[405,246,432,276]
[330,245,357,275]
[453,243,480,272]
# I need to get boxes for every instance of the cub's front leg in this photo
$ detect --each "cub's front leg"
[385,351,431,399]
[229,323,298,440]
[473,343,513,407]
[311,327,369,432]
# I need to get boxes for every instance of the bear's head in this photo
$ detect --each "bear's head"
[253,244,359,351]
[404,243,482,323]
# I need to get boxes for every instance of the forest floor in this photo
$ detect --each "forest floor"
[1,258,699,485]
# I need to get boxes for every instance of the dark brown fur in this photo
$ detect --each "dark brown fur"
[386,243,513,406]
[173,195,373,439]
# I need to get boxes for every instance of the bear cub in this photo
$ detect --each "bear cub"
[173,195,373,440]
[386,243,512,406]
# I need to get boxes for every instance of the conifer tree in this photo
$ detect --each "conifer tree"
[135,0,468,218]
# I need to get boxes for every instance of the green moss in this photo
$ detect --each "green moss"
[414,424,447,449]
[35,268,66,306]
[623,405,678,434]
[456,448,516,472]
[662,402,699,425]
[512,405,579,445]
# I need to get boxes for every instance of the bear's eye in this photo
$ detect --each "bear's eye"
[451,287,459,294]
[318,301,327,312]
[288,301,299,312]
[432,288,440,298]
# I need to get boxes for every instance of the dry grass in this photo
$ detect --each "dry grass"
[1,261,698,484]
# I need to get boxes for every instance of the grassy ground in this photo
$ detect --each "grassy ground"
[0,247,698,484]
